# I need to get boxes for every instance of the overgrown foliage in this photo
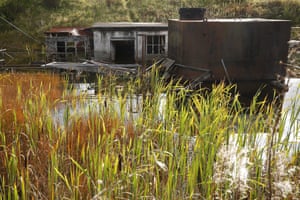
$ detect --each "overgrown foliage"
[0,71,299,199]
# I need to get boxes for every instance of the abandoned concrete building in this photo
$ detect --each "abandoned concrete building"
[43,7,292,105]
[45,22,168,64]
[44,27,92,61]
[88,22,168,64]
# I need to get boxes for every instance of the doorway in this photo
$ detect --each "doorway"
[112,40,135,64]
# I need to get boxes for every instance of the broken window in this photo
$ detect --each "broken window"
[147,35,165,55]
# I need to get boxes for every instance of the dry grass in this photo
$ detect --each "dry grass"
[0,72,62,124]
[0,72,63,198]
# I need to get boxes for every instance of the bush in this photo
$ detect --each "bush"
[255,0,300,26]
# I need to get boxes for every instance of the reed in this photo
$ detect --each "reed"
[0,70,299,199]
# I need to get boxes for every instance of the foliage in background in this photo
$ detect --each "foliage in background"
[0,0,300,53]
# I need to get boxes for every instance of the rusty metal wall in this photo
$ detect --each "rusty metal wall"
[168,19,291,82]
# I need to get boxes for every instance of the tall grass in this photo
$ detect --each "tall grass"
[0,70,299,199]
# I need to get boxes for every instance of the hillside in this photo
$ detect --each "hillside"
[0,0,300,61]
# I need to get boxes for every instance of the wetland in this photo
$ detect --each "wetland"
[0,70,299,199]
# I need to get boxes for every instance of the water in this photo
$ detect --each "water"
[225,78,300,184]
[53,82,166,129]
[2,70,298,197]
[49,76,300,188]
[56,79,300,146]
[283,78,300,142]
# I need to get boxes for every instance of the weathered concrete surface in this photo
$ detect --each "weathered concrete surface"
[90,22,168,64]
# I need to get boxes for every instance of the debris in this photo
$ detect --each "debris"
[145,57,165,72]
[186,71,212,90]
[42,60,139,77]
[221,59,231,84]
[288,40,300,48]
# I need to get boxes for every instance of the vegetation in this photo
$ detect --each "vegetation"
[0,0,299,198]
[0,71,299,199]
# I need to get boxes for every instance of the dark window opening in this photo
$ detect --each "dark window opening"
[57,41,66,61]
[113,40,135,64]
[147,35,165,55]
[57,41,65,53]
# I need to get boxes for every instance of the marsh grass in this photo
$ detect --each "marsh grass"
[0,70,299,199]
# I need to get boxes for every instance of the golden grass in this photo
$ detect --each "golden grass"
[0,73,62,127]
[0,72,64,198]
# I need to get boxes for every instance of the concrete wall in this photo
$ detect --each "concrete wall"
[93,30,136,62]
[93,29,168,63]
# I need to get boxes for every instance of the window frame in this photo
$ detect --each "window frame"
[146,35,166,55]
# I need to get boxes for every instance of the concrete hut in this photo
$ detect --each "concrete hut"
[88,22,168,64]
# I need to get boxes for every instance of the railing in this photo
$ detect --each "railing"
[46,52,91,62]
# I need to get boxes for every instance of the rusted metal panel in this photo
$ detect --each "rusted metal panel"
[168,19,291,82]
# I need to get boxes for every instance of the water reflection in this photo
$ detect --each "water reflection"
[54,82,167,130]
[57,79,300,146]
[53,83,98,129]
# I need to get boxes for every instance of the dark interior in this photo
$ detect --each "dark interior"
[113,40,135,64]
[57,41,66,60]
